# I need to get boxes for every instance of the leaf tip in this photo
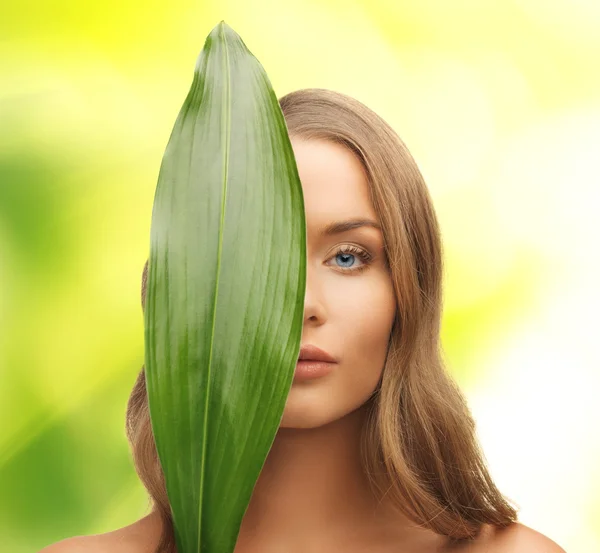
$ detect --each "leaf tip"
[210,20,241,42]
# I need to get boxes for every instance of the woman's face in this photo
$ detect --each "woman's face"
[280,137,397,429]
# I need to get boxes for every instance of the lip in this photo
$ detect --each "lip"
[294,360,336,382]
[297,344,338,363]
[294,344,338,382]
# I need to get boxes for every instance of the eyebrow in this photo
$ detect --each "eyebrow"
[319,218,382,236]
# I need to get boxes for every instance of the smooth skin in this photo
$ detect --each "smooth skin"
[40,138,567,553]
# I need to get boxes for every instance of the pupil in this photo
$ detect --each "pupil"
[338,253,354,267]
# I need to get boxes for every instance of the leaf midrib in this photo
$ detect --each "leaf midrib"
[197,23,232,552]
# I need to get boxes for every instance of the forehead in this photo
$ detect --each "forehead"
[290,137,378,231]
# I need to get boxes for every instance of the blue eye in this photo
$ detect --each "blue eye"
[327,245,373,274]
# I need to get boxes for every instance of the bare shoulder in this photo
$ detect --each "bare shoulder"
[38,511,163,553]
[461,522,567,553]
[38,534,106,553]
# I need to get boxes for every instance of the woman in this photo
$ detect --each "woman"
[41,89,566,553]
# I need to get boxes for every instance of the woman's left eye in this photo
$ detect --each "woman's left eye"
[326,245,373,274]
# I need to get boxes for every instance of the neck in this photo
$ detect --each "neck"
[235,403,405,552]
[144,402,450,553]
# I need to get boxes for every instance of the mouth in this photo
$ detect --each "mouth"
[297,343,338,364]
[294,359,336,382]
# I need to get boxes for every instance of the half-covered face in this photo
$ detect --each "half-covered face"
[280,137,396,429]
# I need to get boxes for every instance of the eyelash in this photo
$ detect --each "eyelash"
[327,245,373,274]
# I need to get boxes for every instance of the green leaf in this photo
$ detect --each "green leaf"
[143,20,307,553]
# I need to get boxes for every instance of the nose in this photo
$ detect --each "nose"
[302,258,327,326]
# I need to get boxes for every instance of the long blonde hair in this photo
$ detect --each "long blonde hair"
[126,88,518,553]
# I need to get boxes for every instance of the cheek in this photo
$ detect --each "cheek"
[334,275,396,353]
[333,275,396,384]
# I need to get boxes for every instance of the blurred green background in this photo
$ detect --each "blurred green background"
[1,1,599,551]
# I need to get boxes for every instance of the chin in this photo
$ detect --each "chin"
[278,383,370,429]
[279,398,332,429]
[279,414,328,429]
[277,384,334,429]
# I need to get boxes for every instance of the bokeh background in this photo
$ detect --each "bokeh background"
[1,1,599,551]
